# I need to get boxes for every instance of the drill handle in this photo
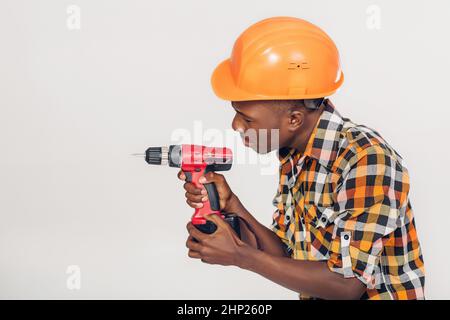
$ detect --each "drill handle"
[184,167,220,211]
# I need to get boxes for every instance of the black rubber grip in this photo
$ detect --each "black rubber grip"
[203,182,220,211]
[224,213,241,238]
[195,221,217,234]
[194,213,241,239]
[203,166,220,211]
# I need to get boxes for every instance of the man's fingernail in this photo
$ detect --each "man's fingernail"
[199,177,206,183]
[201,189,207,195]
[201,196,208,202]
[197,203,204,208]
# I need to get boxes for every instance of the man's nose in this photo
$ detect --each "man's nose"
[231,115,242,132]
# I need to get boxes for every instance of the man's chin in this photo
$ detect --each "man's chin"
[244,143,272,154]
[243,142,257,152]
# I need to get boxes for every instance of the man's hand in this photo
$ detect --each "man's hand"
[185,214,248,267]
[178,170,260,249]
[178,170,239,213]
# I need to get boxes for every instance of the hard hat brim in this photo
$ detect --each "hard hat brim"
[211,58,344,102]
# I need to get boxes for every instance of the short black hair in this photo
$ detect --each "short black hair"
[272,98,325,114]
[290,98,325,110]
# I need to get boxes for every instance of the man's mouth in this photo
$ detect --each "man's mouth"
[242,135,257,148]
[243,136,250,146]
[239,131,257,148]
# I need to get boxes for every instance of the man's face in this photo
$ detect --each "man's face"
[231,100,296,154]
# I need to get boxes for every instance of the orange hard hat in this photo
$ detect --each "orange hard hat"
[211,16,344,101]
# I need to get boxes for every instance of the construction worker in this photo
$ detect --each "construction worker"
[178,17,425,300]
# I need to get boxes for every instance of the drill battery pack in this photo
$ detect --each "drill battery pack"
[195,213,241,239]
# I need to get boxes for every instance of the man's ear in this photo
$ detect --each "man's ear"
[286,109,305,131]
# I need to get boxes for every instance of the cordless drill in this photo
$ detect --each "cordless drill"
[139,144,240,237]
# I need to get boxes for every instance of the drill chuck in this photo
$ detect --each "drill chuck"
[144,145,182,167]
[145,146,168,165]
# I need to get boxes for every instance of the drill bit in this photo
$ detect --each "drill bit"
[131,153,145,157]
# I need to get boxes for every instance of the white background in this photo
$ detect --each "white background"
[1,0,449,299]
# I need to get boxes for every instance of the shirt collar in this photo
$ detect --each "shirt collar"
[277,99,344,170]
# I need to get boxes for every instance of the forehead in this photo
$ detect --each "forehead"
[232,100,256,108]
[231,100,275,110]
[231,100,286,117]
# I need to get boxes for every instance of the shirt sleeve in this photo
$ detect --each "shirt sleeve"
[326,146,410,289]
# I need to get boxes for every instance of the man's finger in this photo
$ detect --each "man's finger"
[183,182,204,195]
[186,199,203,208]
[186,222,208,242]
[198,172,224,184]
[186,192,205,203]
[177,170,186,181]
[204,213,229,229]
[186,236,202,252]
[188,250,201,259]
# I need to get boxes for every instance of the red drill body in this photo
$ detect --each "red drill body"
[141,144,238,236]
[179,144,232,226]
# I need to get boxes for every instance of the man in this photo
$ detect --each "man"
[178,17,425,300]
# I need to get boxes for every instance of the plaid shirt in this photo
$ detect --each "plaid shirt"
[271,99,425,300]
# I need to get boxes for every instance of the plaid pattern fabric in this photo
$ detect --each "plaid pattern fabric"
[271,99,425,300]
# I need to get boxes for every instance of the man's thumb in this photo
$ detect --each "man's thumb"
[199,172,219,184]
[204,213,227,227]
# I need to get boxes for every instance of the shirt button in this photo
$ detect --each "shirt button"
[343,234,350,241]
[321,217,327,223]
